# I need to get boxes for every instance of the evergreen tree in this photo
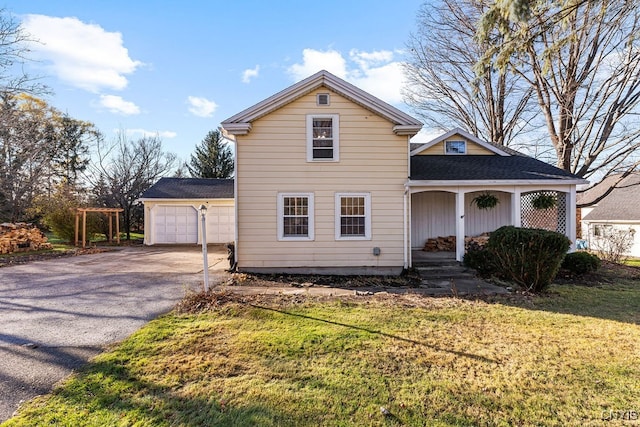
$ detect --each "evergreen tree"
[187,130,234,178]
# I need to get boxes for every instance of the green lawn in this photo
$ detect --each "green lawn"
[625,258,640,267]
[4,277,640,426]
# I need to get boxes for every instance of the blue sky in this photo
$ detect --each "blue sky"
[3,0,429,163]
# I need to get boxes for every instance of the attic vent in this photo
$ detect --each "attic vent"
[317,93,330,106]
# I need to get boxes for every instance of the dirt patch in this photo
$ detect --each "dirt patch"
[219,271,423,289]
[175,288,476,314]
[554,260,640,285]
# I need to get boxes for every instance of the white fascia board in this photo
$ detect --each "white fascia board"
[138,198,235,204]
[220,123,251,136]
[220,70,422,135]
[407,179,587,187]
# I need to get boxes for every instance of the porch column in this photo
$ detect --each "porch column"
[455,191,465,262]
[511,189,522,227]
[566,188,577,252]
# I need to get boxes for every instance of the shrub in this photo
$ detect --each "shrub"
[32,185,101,243]
[463,241,496,275]
[561,252,600,275]
[486,226,571,293]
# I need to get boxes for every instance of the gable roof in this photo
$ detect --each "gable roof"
[581,173,640,221]
[410,128,514,156]
[140,178,234,200]
[221,70,422,136]
[410,155,585,184]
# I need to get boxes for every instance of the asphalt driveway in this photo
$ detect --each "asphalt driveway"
[0,245,229,422]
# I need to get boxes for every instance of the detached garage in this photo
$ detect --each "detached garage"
[139,178,234,245]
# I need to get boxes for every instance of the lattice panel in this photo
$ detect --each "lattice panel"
[520,191,567,234]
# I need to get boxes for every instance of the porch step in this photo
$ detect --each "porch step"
[416,265,475,280]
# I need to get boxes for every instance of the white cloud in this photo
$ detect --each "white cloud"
[242,65,260,83]
[288,49,347,81]
[22,15,142,92]
[349,62,405,104]
[98,95,140,115]
[123,128,177,139]
[287,48,406,105]
[187,96,218,117]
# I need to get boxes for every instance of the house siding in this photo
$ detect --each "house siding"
[417,138,495,155]
[235,89,407,271]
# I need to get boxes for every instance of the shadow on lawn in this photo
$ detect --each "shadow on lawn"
[13,360,303,427]
[249,303,497,364]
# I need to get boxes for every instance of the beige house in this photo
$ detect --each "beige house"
[221,70,586,274]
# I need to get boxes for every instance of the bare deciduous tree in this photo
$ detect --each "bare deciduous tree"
[404,0,534,146]
[89,131,177,239]
[0,9,48,95]
[477,0,640,202]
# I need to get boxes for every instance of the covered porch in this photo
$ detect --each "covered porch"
[407,184,579,265]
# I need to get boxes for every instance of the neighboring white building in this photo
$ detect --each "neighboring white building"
[580,173,640,258]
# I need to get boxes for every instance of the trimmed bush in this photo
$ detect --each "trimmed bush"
[486,226,571,293]
[561,251,600,275]
[463,241,496,275]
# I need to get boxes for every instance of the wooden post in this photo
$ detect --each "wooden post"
[75,211,80,246]
[116,212,120,244]
[82,210,87,248]
[108,213,113,243]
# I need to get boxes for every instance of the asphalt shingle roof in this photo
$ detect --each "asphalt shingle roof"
[410,155,581,181]
[141,177,234,199]
[581,173,640,221]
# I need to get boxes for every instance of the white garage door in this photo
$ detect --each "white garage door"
[206,206,235,243]
[154,205,198,244]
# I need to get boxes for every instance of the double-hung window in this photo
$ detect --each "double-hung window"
[277,193,314,241]
[335,193,371,240]
[307,114,339,161]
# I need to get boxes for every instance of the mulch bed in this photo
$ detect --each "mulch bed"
[220,271,423,289]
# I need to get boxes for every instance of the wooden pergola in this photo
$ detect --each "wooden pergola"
[75,207,124,248]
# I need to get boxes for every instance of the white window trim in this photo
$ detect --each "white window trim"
[306,114,340,162]
[335,192,372,241]
[445,140,467,155]
[277,192,314,241]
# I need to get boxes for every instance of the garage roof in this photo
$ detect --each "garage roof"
[140,178,234,200]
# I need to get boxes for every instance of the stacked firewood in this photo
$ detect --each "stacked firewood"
[422,233,491,252]
[423,235,456,252]
[465,233,490,247]
[0,223,53,254]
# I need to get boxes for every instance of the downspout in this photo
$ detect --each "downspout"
[403,187,408,269]
[233,138,239,268]
[405,134,412,269]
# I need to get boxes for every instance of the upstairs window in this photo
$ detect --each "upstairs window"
[307,114,339,161]
[277,193,314,241]
[335,193,371,240]
[445,140,466,155]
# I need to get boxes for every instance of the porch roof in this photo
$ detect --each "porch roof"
[410,155,585,183]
